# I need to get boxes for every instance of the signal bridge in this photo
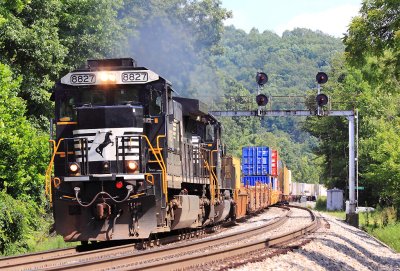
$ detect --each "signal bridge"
[210,71,359,227]
[210,109,354,117]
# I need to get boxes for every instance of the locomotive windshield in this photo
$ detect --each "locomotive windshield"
[57,85,162,121]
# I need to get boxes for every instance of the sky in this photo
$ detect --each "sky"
[221,0,363,38]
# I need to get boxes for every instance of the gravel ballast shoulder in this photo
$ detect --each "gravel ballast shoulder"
[231,212,400,271]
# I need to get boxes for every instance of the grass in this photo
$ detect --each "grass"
[370,223,400,252]
[23,214,79,255]
[29,235,79,253]
[322,210,346,220]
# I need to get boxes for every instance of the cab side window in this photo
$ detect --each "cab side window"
[205,124,214,142]
[59,97,76,121]
[149,90,162,115]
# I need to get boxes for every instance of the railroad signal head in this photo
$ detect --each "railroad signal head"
[256,94,268,106]
[316,72,328,84]
[256,72,268,86]
[316,93,329,107]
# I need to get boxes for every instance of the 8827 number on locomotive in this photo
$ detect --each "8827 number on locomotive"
[121,72,148,82]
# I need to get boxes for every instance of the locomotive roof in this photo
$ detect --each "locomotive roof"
[173,96,218,123]
[60,58,172,86]
[173,97,208,116]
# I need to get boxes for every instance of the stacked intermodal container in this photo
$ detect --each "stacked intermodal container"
[241,146,282,206]
[241,146,279,187]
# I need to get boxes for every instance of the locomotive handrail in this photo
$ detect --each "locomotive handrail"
[210,149,220,197]
[140,135,168,203]
[202,159,214,204]
[45,139,65,204]
[156,135,165,153]
[200,150,218,205]
[145,173,155,185]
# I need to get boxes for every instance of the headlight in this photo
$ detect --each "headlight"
[99,72,116,83]
[126,160,138,173]
[69,162,80,175]
[102,161,110,173]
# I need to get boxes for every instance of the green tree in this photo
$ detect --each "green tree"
[342,0,400,207]
[344,1,400,64]
[0,63,48,255]
[124,0,231,96]
[212,26,344,183]
[0,63,48,203]
[58,0,133,69]
[0,0,66,121]
[0,0,131,123]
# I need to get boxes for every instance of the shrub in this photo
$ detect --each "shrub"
[315,196,327,211]
[382,209,389,227]
[0,191,44,255]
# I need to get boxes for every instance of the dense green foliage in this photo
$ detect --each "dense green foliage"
[0,0,131,123]
[0,63,48,202]
[344,0,400,71]
[315,196,327,211]
[124,0,231,98]
[0,63,48,255]
[304,0,400,207]
[213,27,342,183]
[0,191,48,255]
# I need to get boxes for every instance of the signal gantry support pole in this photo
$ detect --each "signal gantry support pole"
[347,114,358,226]
[210,109,359,227]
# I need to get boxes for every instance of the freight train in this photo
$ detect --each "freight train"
[45,58,284,242]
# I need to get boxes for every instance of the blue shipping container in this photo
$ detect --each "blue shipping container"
[242,146,271,176]
[242,175,270,186]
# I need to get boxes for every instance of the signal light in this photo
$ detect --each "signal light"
[316,72,328,84]
[256,94,268,106]
[256,72,268,86]
[316,93,329,106]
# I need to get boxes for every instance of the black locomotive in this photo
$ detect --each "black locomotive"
[47,58,237,241]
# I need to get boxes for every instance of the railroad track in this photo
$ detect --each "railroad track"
[0,220,229,270]
[0,206,316,271]
[133,205,318,271]
[0,247,78,269]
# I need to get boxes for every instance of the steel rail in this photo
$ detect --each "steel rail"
[0,247,78,268]
[133,205,318,271]
[0,207,290,271]
[27,207,290,271]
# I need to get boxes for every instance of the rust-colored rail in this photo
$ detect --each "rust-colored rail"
[0,207,291,271]
[0,247,77,269]
[133,205,318,270]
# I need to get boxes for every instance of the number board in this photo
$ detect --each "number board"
[70,74,96,84]
[121,72,148,82]
[60,70,159,86]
